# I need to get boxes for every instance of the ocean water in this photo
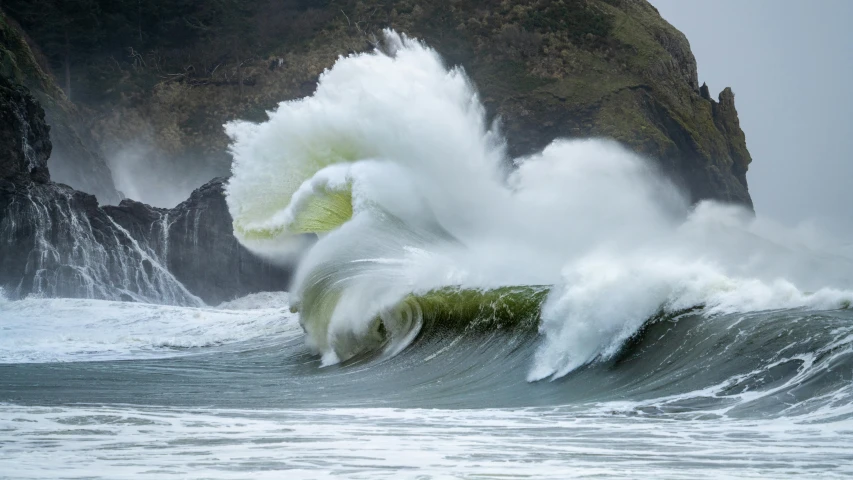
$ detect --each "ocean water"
[1,295,853,479]
[3,30,853,478]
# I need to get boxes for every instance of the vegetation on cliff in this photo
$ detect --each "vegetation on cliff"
[3,0,752,206]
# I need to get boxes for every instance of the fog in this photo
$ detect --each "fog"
[651,0,853,237]
[107,141,229,208]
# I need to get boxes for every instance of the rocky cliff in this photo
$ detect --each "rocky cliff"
[0,74,50,186]
[0,74,290,304]
[1,0,755,304]
[0,12,122,204]
[13,0,752,207]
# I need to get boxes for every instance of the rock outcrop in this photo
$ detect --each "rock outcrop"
[105,179,292,305]
[0,75,290,305]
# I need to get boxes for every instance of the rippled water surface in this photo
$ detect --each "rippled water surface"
[2,296,853,479]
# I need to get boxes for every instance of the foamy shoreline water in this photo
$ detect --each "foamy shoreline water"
[0,294,298,364]
[2,404,851,480]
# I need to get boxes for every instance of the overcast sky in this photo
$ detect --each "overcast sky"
[650,0,853,236]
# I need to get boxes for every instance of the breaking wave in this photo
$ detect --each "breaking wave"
[224,30,853,383]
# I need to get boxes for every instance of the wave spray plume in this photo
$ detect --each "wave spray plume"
[225,30,853,379]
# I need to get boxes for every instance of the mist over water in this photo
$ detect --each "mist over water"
[106,141,229,208]
[225,30,853,378]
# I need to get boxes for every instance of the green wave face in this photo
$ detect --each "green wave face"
[233,186,355,242]
[229,140,360,243]
[407,286,550,334]
[298,282,550,364]
[287,188,354,235]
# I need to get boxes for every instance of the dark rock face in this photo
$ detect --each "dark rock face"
[454,0,754,208]
[105,179,292,305]
[0,77,50,185]
[713,88,751,194]
[0,182,198,303]
[0,76,290,305]
[165,180,292,304]
[0,12,122,204]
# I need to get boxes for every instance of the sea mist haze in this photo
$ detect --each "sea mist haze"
[653,0,853,236]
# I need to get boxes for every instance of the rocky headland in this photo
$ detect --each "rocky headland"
[0,0,752,304]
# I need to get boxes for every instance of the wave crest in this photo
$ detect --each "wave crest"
[224,30,853,379]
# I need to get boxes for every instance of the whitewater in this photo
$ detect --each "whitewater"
[225,30,852,377]
[2,30,853,478]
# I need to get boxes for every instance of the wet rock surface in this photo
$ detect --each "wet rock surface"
[0,77,289,305]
